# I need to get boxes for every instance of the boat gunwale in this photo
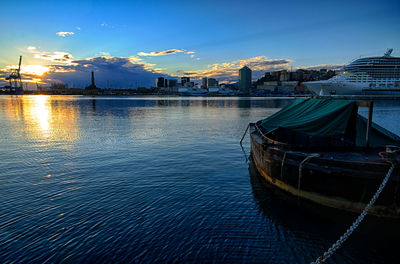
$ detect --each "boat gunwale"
[250,123,395,167]
[252,121,394,153]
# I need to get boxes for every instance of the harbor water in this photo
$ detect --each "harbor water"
[0,95,399,263]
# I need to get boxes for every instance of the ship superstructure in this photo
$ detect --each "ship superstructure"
[304,49,400,95]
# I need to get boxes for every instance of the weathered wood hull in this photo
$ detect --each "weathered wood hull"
[250,124,400,218]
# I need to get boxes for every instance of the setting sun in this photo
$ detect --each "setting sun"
[21,65,49,76]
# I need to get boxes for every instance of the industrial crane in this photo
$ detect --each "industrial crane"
[5,56,23,93]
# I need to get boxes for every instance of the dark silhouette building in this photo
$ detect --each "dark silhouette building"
[156,77,165,88]
[239,66,252,94]
[85,71,98,90]
[181,77,190,86]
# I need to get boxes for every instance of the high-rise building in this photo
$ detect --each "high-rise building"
[239,66,252,93]
[168,79,178,87]
[202,77,208,89]
[181,77,190,86]
[155,77,165,88]
[207,78,218,87]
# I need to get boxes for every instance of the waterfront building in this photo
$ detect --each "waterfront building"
[168,79,178,87]
[270,71,281,80]
[184,81,194,88]
[181,77,190,86]
[202,77,208,89]
[156,77,165,88]
[279,70,289,82]
[207,78,218,87]
[239,66,252,93]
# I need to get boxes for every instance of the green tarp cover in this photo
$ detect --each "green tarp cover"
[260,98,400,147]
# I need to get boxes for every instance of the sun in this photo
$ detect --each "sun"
[21,65,50,76]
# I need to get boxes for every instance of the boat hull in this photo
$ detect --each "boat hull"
[304,80,400,96]
[249,124,400,218]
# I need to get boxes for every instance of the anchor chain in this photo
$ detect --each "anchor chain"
[311,161,396,264]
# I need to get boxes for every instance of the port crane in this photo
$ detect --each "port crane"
[5,56,23,93]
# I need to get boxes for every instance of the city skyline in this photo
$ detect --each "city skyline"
[0,0,399,88]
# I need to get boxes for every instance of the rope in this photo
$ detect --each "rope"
[298,154,320,193]
[280,152,287,180]
[254,123,270,142]
[240,124,250,146]
[311,161,396,264]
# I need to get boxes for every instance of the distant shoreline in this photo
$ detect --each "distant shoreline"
[0,89,310,98]
[2,91,400,100]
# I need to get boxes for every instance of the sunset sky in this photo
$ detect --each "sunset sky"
[1,0,399,88]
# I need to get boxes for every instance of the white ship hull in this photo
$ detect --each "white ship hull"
[304,81,365,95]
[304,80,400,96]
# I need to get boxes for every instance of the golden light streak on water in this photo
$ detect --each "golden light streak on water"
[21,95,51,138]
[13,95,80,142]
[33,95,50,132]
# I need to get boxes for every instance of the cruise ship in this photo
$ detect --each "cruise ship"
[304,49,400,95]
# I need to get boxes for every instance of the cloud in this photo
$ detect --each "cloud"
[56,32,74,37]
[25,46,75,65]
[37,56,171,88]
[20,65,50,76]
[99,51,111,57]
[138,49,185,56]
[34,51,74,64]
[0,65,50,85]
[294,64,343,71]
[190,55,195,58]
[176,56,293,83]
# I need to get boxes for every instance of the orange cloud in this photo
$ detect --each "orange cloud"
[34,51,74,65]
[175,56,293,83]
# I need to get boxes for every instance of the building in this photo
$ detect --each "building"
[184,81,194,88]
[168,79,178,87]
[85,71,98,90]
[279,70,289,82]
[156,77,165,88]
[181,77,190,86]
[201,77,208,89]
[207,78,218,87]
[239,66,252,93]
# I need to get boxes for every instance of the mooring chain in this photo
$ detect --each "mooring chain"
[311,162,396,264]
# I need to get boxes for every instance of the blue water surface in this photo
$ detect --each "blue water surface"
[0,96,399,264]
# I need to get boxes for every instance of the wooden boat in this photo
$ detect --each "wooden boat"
[249,98,400,218]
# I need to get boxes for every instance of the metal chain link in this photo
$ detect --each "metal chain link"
[311,162,396,264]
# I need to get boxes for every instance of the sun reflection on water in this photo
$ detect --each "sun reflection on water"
[15,95,79,142]
[20,95,51,138]
[32,95,50,132]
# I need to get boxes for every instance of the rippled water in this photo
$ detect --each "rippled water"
[0,95,400,263]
